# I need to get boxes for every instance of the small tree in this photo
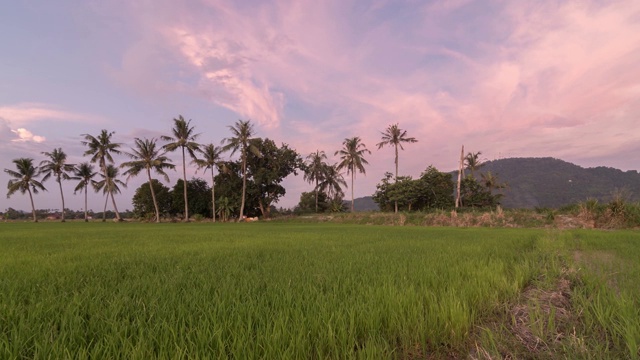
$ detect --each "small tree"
[131,179,172,220]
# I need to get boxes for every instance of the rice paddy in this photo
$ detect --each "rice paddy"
[0,222,638,359]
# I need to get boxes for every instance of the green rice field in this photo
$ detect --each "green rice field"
[1,222,639,359]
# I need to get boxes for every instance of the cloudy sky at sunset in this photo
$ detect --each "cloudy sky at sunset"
[2,0,640,212]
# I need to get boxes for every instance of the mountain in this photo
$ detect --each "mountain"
[353,157,640,210]
[346,196,379,211]
[478,157,640,208]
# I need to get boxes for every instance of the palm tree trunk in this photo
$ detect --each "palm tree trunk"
[147,169,160,223]
[182,147,189,221]
[110,191,121,221]
[58,177,66,222]
[238,153,247,222]
[84,187,89,222]
[351,171,355,212]
[28,188,37,222]
[102,193,108,222]
[211,168,216,223]
[315,178,319,213]
[394,144,399,214]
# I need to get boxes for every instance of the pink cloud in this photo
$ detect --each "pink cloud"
[0,103,105,126]
[11,128,46,143]
[103,0,640,203]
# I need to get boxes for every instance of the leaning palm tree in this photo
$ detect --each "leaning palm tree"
[318,163,347,202]
[94,164,126,222]
[40,148,75,222]
[335,137,371,212]
[81,129,123,221]
[376,123,418,213]
[193,143,223,222]
[304,150,328,213]
[464,151,484,178]
[121,138,175,223]
[73,162,98,222]
[221,120,261,222]
[5,158,46,222]
[161,115,200,221]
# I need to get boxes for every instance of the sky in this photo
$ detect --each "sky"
[2,0,640,213]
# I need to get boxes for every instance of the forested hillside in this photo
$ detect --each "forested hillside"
[355,157,640,211]
[479,157,640,208]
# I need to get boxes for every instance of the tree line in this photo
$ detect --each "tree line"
[5,117,505,222]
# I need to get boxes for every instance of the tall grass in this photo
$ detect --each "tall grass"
[1,223,546,358]
[567,230,640,359]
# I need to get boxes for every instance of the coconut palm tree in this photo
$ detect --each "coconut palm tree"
[121,138,175,223]
[304,150,328,213]
[39,148,75,222]
[376,123,418,213]
[464,151,484,178]
[221,120,261,221]
[161,115,200,221]
[318,163,347,202]
[193,143,223,222]
[335,137,371,212]
[81,129,123,221]
[5,158,46,222]
[94,164,126,222]
[73,162,98,222]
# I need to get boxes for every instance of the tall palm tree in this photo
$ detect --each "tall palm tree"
[464,151,484,178]
[121,138,175,223]
[81,129,123,221]
[193,143,223,222]
[303,150,327,213]
[376,123,418,213]
[221,120,261,221]
[5,158,46,222]
[335,137,371,212]
[94,164,126,222]
[40,148,75,222]
[73,162,98,222]
[161,115,200,221]
[318,163,347,201]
